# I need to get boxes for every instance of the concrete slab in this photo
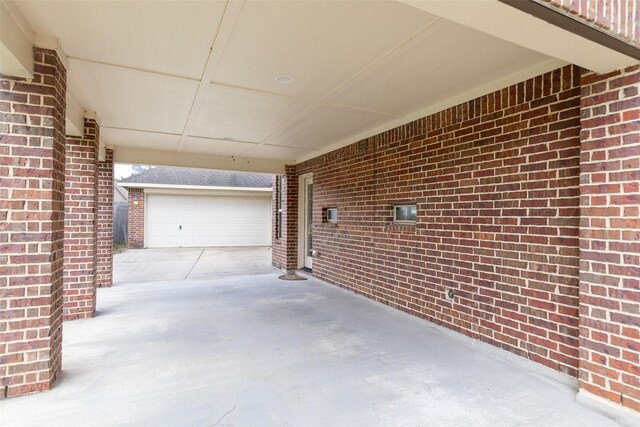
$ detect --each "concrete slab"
[0,274,619,426]
[113,246,274,285]
[187,246,275,280]
[113,247,203,284]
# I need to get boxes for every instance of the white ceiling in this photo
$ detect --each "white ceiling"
[15,0,566,170]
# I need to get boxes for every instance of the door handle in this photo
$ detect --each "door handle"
[179,225,182,230]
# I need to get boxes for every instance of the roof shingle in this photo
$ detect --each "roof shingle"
[118,167,272,188]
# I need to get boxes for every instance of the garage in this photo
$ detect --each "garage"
[118,166,273,248]
[146,194,271,248]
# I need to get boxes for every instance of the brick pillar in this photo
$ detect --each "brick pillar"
[272,175,283,268]
[96,148,113,288]
[579,65,640,414]
[127,188,144,248]
[272,165,298,272]
[0,47,66,397]
[63,119,99,320]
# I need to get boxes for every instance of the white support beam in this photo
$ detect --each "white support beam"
[0,0,34,79]
[114,146,285,174]
[33,34,69,71]
[399,0,638,73]
[65,90,84,137]
[83,111,107,162]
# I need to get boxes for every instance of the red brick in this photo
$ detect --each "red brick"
[63,119,99,320]
[127,188,144,248]
[274,65,582,376]
[579,65,640,411]
[96,149,113,287]
[541,1,639,46]
[0,46,66,397]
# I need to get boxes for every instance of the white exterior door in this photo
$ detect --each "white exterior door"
[303,176,313,269]
[146,194,272,248]
[298,174,313,270]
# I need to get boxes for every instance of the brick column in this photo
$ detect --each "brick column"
[0,47,66,397]
[579,65,640,413]
[272,165,298,272]
[63,118,99,320]
[96,148,113,287]
[127,188,144,248]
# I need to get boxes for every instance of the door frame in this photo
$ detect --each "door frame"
[143,191,148,248]
[297,172,313,269]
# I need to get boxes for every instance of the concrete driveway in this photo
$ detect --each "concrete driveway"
[0,270,618,426]
[113,246,275,284]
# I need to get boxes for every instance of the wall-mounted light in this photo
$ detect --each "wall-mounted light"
[133,195,139,206]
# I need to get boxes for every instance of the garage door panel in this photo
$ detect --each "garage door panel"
[146,194,272,247]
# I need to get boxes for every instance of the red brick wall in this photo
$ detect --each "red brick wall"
[0,47,66,397]
[127,188,145,248]
[579,65,640,411]
[272,175,282,267]
[540,0,640,45]
[63,118,99,320]
[96,148,113,287]
[272,166,298,272]
[279,65,583,377]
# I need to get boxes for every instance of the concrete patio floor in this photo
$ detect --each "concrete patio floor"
[113,246,275,284]
[0,259,620,426]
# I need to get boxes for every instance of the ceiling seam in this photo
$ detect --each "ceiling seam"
[67,56,200,82]
[293,57,567,164]
[176,0,246,154]
[240,17,443,158]
[102,125,321,151]
[188,134,258,145]
[101,126,182,136]
[208,82,400,116]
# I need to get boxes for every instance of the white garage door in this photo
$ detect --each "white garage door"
[146,194,272,248]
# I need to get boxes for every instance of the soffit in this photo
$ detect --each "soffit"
[14,0,571,172]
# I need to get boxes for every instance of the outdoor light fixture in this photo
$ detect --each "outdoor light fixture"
[133,195,139,205]
[275,74,296,84]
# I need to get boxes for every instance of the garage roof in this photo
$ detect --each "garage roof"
[118,167,272,189]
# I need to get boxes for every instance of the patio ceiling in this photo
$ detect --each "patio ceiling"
[2,1,637,173]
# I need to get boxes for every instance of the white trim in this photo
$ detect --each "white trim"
[113,182,128,200]
[142,187,272,198]
[98,138,107,162]
[143,191,148,249]
[400,0,638,73]
[0,0,35,79]
[113,146,285,175]
[83,111,105,160]
[65,90,84,137]
[118,183,272,193]
[2,1,34,44]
